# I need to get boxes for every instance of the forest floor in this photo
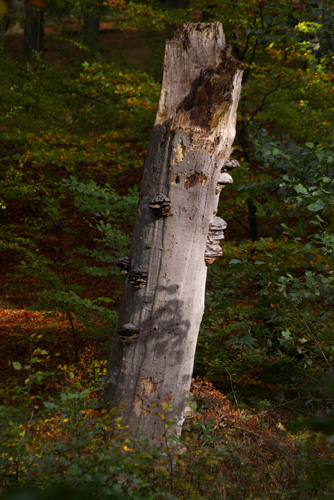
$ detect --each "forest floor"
[1,305,332,498]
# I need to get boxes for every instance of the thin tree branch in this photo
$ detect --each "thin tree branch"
[255,396,302,417]
[226,370,240,411]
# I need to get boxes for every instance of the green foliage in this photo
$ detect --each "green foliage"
[295,0,334,68]
[185,0,334,414]
[0,55,147,349]
[196,133,334,402]
[102,0,186,31]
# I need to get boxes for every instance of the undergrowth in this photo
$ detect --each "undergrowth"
[0,344,333,499]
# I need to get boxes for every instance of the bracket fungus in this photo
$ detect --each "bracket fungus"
[204,244,223,265]
[205,217,227,264]
[128,267,148,287]
[149,193,171,217]
[117,323,140,344]
[217,172,233,185]
[207,216,227,243]
[223,158,240,171]
[116,256,131,274]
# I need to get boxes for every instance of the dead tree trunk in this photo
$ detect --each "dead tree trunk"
[104,22,242,446]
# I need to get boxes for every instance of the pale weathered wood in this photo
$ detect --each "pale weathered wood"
[104,22,242,446]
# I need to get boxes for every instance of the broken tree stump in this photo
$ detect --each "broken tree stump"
[105,22,242,446]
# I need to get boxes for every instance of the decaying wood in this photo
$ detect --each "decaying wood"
[104,22,242,446]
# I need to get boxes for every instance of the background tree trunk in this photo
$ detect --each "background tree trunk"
[23,0,44,69]
[83,0,99,53]
[0,18,5,52]
[104,22,242,446]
